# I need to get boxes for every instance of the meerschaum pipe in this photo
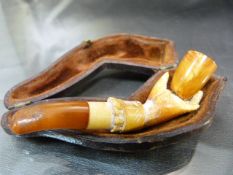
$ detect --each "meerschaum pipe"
[8,50,217,135]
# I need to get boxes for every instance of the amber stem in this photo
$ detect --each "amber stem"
[9,101,89,135]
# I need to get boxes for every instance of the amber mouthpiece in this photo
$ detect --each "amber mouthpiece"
[171,50,217,99]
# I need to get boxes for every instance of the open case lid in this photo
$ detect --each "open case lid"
[4,34,177,109]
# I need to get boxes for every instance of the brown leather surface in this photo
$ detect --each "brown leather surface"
[4,34,177,108]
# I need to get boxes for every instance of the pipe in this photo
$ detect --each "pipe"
[8,50,217,135]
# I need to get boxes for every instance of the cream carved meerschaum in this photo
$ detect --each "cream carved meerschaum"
[87,72,204,132]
